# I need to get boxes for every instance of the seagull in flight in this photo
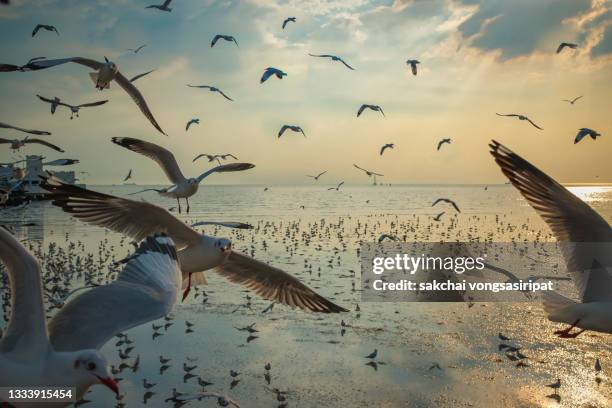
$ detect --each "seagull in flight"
[380,143,394,155]
[433,212,445,221]
[129,69,155,83]
[32,24,59,37]
[282,17,296,29]
[193,153,238,165]
[278,125,305,138]
[127,44,147,54]
[123,169,133,182]
[357,104,385,118]
[306,171,327,181]
[112,137,254,213]
[191,221,253,230]
[43,158,79,166]
[36,95,108,119]
[260,67,286,84]
[432,198,460,213]
[328,181,344,191]
[187,84,233,101]
[0,137,64,152]
[353,164,383,177]
[309,53,355,70]
[496,113,543,130]
[0,121,51,135]
[12,57,165,135]
[42,178,348,313]
[0,56,55,72]
[562,96,583,105]
[556,42,577,54]
[437,138,451,151]
[406,59,420,75]
[490,140,612,338]
[185,118,200,131]
[574,128,601,144]
[146,0,172,12]
[211,34,239,48]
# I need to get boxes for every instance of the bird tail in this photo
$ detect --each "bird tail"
[89,72,110,89]
[541,291,577,322]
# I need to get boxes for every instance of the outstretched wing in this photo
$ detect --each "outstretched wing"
[211,35,221,47]
[217,89,233,101]
[195,162,255,184]
[191,221,253,229]
[112,137,185,184]
[357,105,366,117]
[114,71,166,136]
[0,121,51,136]
[339,58,355,70]
[26,138,64,152]
[48,235,181,351]
[525,117,543,130]
[76,100,108,108]
[130,69,155,83]
[278,125,289,138]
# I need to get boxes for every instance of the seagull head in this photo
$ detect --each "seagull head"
[73,350,118,395]
[103,57,118,73]
[214,237,232,254]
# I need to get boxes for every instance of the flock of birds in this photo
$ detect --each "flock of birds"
[0,1,610,407]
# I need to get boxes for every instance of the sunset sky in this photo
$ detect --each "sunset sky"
[0,0,610,185]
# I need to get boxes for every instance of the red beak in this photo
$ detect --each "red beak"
[96,375,119,395]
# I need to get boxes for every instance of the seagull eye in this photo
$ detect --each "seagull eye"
[87,362,96,370]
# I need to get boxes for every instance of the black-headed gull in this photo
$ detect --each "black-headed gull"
[437,138,451,151]
[353,164,383,177]
[357,104,384,117]
[574,128,601,144]
[306,170,327,181]
[146,0,172,12]
[282,17,296,29]
[380,143,394,155]
[187,84,233,101]
[556,42,577,53]
[309,53,355,70]
[260,67,286,83]
[432,198,461,213]
[0,136,64,152]
[406,59,420,75]
[32,24,59,37]
[496,113,542,130]
[562,95,582,105]
[211,34,238,48]
[278,125,305,138]
[37,94,108,119]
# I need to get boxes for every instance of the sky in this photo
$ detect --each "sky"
[0,0,610,185]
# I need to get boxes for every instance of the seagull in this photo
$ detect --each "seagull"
[433,212,445,221]
[260,67,287,84]
[187,85,233,101]
[562,96,583,105]
[211,35,238,48]
[186,118,200,131]
[365,349,378,359]
[127,44,147,54]
[378,234,398,242]
[309,54,355,70]
[490,140,612,338]
[43,158,79,166]
[328,181,344,191]
[42,177,348,313]
[0,136,64,152]
[129,69,155,83]
[406,59,420,75]
[0,121,51,135]
[32,24,59,37]
[380,144,394,155]
[278,125,306,138]
[0,56,55,72]
[191,221,253,230]
[176,392,240,407]
[556,42,577,53]
[496,113,542,130]
[14,57,165,135]
[306,171,327,181]
[546,379,561,392]
[282,17,296,29]
[353,164,383,177]
[36,95,108,119]
[437,138,451,151]
[112,137,255,213]
[574,128,601,144]
[123,169,132,182]
[432,198,461,213]
[146,0,172,12]
[357,104,385,118]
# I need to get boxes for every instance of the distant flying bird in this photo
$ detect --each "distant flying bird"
[432,198,461,213]
[193,153,238,164]
[282,17,296,29]
[123,169,133,182]
[574,128,601,144]
[562,95,583,105]
[36,95,108,119]
[406,59,420,75]
[187,85,233,101]
[185,118,200,131]
[260,67,286,84]
[0,137,64,152]
[278,125,305,138]
[328,181,344,191]
[378,234,398,243]
[43,159,79,166]
[353,164,383,177]
[380,143,394,155]
[127,44,147,54]
[0,56,51,72]
[0,121,51,136]
[211,35,238,48]
[129,69,155,83]
[357,104,385,118]
[496,113,543,130]
[190,221,253,230]
[13,57,165,135]
[433,212,445,221]
[306,171,327,181]
[32,24,59,37]
[556,42,577,54]
[146,0,172,12]
[309,54,355,70]
[437,138,451,151]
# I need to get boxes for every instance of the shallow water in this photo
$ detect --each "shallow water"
[1,184,611,408]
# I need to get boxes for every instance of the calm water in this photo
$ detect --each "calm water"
[1,184,611,408]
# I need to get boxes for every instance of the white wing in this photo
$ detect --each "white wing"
[0,228,49,360]
[195,162,255,184]
[112,137,185,184]
[48,235,181,351]
[0,121,51,136]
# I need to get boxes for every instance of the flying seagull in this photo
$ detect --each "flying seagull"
[556,42,577,54]
[129,69,155,83]
[278,125,305,138]
[328,181,344,191]
[490,140,612,338]
[0,121,51,135]
[309,53,355,70]
[437,138,451,151]
[36,95,108,119]
[0,137,64,152]
[260,67,287,84]
[406,59,420,75]
[0,56,55,72]
[432,198,461,213]
[112,137,254,213]
[357,104,385,118]
[193,154,238,165]
[127,44,147,54]
[32,24,59,37]
[433,212,445,221]
[123,169,133,182]
[146,0,172,11]
[282,17,296,29]
[13,57,165,135]
[43,158,79,166]
[574,128,601,144]
[353,164,383,177]
[306,171,327,181]
[562,96,583,105]
[185,118,200,131]
[211,35,238,48]
[191,221,253,230]
[42,178,348,314]
[496,113,543,130]
[380,143,394,155]
[187,85,233,101]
